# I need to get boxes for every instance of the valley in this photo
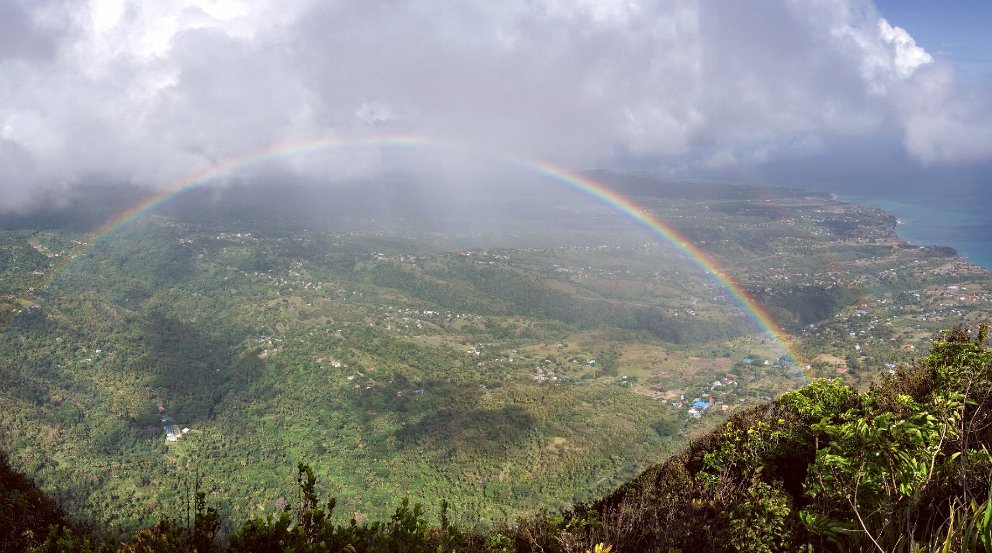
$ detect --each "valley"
[1,180,991,538]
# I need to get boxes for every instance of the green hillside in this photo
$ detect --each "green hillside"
[4,184,992,549]
[2,217,788,538]
[12,325,992,552]
[579,324,992,551]
[0,451,71,553]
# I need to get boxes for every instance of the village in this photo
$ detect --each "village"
[6,191,981,459]
[144,194,992,425]
[5,185,992,539]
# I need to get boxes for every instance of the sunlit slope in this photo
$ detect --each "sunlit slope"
[3,181,991,537]
[1,216,783,536]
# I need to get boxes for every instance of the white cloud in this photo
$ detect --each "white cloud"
[896,62,992,163]
[0,0,988,210]
[879,19,933,78]
[837,15,933,94]
[541,0,644,24]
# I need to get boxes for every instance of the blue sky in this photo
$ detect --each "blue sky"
[875,0,992,83]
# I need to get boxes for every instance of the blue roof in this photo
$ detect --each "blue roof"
[691,400,711,409]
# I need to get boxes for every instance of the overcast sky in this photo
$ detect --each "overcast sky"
[1,0,989,210]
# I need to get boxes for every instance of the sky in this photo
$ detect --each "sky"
[874,0,991,84]
[0,0,990,211]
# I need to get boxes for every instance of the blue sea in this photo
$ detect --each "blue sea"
[838,190,992,269]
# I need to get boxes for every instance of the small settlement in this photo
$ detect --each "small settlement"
[160,412,190,444]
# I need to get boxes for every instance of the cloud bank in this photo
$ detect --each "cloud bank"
[1,0,989,209]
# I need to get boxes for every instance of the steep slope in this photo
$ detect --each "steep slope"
[541,324,992,552]
[0,452,71,552]
[16,325,992,552]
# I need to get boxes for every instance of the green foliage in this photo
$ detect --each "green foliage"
[934,483,992,553]
[29,526,110,553]
[226,463,457,553]
[482,531,511,552]
[0,220,707,534]
[779,378,857,422]
[752,284,862,330]
[8,324,992,553]
[727,477,794,553]
[192,490,221,553]
[0,451,71,552]
[583,324,992,552]
[796,326,992,550]
[595,347,619,376]
[119,520,186,553]
[5,194,992,551]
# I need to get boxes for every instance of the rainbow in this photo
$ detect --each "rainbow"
[87,134,429,244]
[6,135,801,365]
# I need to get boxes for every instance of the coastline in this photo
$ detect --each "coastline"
[835,194,992,270]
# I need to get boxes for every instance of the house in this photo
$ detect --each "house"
[164,424,184,443]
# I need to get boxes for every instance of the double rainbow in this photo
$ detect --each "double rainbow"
[6,135,801,365]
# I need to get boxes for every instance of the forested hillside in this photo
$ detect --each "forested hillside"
[10,325,992,551]
[577,324,992,551]
[1,209,820,537]
[0,452,70,553]
[4,184,992,550]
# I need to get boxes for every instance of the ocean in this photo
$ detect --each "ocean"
[838,190,992,269]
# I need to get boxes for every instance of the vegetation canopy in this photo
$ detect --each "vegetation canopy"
[3,184,992,551]
[4,324,992,552]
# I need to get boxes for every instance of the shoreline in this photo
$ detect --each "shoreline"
[835,193,992,270]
